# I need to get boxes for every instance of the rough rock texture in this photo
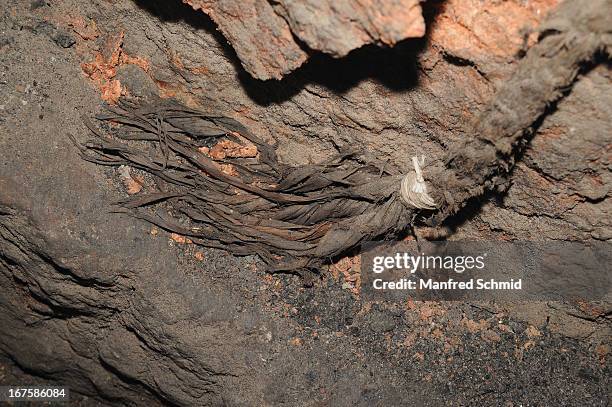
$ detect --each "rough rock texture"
[428,0,560,79]
[183,0,424,80]
[182,0,308,81]
[271,0,425,57]
[0,0,610,406]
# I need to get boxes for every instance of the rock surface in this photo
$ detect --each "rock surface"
[183,0,424,80]
[0,0,610,406]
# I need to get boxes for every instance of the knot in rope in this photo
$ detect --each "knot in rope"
[400,156,437,210]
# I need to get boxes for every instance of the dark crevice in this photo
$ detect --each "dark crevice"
[441,51,491,82]
[98,356,179,407]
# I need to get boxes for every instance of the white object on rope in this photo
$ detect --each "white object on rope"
[399,155,437,210]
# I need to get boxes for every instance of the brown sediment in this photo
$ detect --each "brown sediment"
[80,31,151,104]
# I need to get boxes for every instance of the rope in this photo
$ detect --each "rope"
[399,156,437,210]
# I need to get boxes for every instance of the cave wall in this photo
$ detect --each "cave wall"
[0,0,609,405]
